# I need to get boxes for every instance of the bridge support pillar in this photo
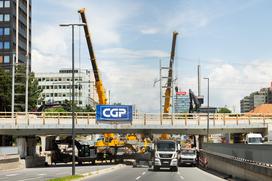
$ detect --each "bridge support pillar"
[267,123,272,142]
[198,135,204,149]
[16,137,27,158]
[16,136,37,159]
[41,136,56,153]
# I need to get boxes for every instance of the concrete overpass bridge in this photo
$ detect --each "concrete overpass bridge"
[0,112,271,136]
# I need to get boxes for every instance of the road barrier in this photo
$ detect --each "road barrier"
[200,149,272,181]
[0,112,271,126]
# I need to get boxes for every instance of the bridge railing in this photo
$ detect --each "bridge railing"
[0,112,271,126]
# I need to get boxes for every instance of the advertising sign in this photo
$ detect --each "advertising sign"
[96,105,133,122]
[175,93,190,113]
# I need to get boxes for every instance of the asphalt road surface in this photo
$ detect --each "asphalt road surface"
[85,165,226,181]
[0,164,112,181]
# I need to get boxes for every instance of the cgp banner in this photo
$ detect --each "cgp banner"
[96,105,133,122]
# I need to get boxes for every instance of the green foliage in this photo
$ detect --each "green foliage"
[0,68,12,111]
[113,102,122,105]
[45,107,66,112]
[0,66,43,112]
[218,107,231,113]
[47,175,83,181]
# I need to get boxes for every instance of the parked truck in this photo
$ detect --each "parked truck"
[153,140,180,172]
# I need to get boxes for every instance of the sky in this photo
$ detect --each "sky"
[32,0,272,113]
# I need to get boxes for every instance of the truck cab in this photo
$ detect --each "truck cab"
[179,148,197,166]
[153,140,180,171]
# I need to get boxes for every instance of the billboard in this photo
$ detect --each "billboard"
[96,105,133,122]
[175,92,190,113]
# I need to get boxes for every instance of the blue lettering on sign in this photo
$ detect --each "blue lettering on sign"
[96,105,133,121]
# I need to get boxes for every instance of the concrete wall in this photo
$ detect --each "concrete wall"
[0,155,22,170]
[200,150,272,181]
[203,143,272,164]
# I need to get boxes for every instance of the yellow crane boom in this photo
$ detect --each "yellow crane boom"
[78,8,107,105]
[163,31,178,113]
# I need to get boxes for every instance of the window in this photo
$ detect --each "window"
[4,14,9,21]
[0,42,3,49]
[3,56,9,63]
[4,41,9,49]
[0,1,3,8]
[0,14,2,21]
[4,1,10,8]
[0,56,2,63]
[4,28,9,35]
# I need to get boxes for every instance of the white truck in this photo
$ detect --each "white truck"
[153,140,180,171]
[245,133,263,144]
[178,148,197,166]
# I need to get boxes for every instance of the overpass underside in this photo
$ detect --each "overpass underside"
[0,125,267,136]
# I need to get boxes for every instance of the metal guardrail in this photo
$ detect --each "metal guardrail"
[0,112,271,126]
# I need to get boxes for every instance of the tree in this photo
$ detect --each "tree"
[218,107,231,113]
[0,68,12,111]
[0,66,43,112]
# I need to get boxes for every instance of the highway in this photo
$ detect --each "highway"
[0,164,111,181]
[85,165,226,181]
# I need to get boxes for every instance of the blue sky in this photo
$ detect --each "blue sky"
[32,0,272,112]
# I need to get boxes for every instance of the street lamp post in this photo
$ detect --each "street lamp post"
[60,23,85,176]
[204,77,209,142]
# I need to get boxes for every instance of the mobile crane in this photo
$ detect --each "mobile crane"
[78,8,124,148]
[160,32,178,140]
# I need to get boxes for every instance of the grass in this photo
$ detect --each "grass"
[48,175,84,181]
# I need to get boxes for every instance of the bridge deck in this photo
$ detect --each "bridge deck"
[0,112,270,135]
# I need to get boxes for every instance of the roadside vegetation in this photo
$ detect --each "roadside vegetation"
[48,175,83,181]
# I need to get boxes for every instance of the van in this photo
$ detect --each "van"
[245,133,263,144]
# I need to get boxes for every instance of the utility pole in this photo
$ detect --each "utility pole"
[197,65,201,96]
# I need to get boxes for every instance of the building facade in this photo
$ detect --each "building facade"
[240,85,272,113]
[0,0,31,68]
[36,69,97,108]
[240,96,250,113]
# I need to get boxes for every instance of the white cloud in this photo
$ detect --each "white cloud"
[140,27,160,35]
[97,48,168,60]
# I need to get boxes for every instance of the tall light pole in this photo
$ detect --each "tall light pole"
[204,77,209,142]
[59,23,85,176]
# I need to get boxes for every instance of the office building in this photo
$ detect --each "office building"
[36,69,97,108]
[0,0,31,67]
[240,84,272,113]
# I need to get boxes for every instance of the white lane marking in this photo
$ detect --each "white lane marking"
[142,172,146,175]
[180,175,184,180]
[38,173,46,176]
[136,176,141,180]
[6,173,18,177]
[18,177,42,181]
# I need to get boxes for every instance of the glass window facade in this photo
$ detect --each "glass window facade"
[3,14,9,21]
[4,0,9,8]
[4,41,9,49]
[4,27,9,35]
[3,56,9,63]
